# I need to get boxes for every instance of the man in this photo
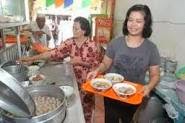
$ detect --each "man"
[22,14,54,48]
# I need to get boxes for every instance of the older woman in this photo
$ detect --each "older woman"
[20,16,103,123]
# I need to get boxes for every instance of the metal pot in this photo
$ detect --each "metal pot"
[0,68,35,117]
[2,85,67,123]
[1,60,28,82]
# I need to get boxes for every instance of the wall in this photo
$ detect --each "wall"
[113,0,185,70]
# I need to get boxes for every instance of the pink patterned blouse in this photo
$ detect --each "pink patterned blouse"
[50,37,102,84]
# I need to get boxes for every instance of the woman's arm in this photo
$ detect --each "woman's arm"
[19,40,70,63]
[87,55,112,79]
[144,65,160,97]
[96,55,112,74]
[19,50,53,63]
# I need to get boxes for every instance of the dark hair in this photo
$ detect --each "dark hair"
[122,4,152,38]
[74,17,91,36]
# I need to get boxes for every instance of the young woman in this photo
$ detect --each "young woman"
[87,4,163,123]
[20,16,103,123]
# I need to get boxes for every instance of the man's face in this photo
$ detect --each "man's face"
[36,17,45,28]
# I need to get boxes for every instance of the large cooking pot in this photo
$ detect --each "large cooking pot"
[2,85,67,123]
[1,60,28,82]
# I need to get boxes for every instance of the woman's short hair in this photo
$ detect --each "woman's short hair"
[74,17,91,36]
[122,4,153,38]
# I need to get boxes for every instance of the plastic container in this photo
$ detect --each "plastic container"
[175,66,185,80]
[176,80,185,104]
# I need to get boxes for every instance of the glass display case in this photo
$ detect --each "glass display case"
[0,0,29,63]
[0,0,29,20]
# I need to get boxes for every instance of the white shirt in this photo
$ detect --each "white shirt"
[29,21,55,48]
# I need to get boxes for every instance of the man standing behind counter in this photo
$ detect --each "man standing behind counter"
[22,14,54,49]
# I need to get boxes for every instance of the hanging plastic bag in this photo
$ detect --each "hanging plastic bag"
[163,103,178,119]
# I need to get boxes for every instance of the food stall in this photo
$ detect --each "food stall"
[0,62,85,123]
[0,0,29,62]
[2,0,185,123]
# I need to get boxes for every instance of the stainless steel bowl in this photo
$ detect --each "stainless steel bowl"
[1,60,28,82]
[2,85,67,123]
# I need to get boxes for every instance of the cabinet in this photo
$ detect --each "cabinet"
[0,0,29,63]
[0,22,29,63]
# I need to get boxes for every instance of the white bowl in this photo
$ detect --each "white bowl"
[21,81,30,87]
[32,60,46,67]
[90,78,112,91]
[59,86,74,98]
[104,73,124,84]
[28,65,40,76]
[113,83,136,97]
[29,74,45,85]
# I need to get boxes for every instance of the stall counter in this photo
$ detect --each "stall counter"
[39,62,85,123]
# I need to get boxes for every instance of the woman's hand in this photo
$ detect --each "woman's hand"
[87,70,99,80]
[70,57,90,68]
[141,65,160,97]
[19,56,31,61]
[18,56,34,65]
[70,57,81,65]
[141,85,152,97]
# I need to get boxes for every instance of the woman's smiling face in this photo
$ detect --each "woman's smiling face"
[73,22,85,38]
[127,11,145,36]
